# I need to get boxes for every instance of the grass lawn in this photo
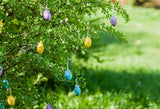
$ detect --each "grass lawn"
[55,6,160,109]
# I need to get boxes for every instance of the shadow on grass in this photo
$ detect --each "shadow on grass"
[85,68,160,104]
[92,31,121,48]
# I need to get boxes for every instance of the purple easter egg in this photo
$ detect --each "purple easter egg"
[0,66,3,76]
[46,103,53,109]
[43,9,51,21]
[110,16,117,26]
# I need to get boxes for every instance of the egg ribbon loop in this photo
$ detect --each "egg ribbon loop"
[67,58,71,70]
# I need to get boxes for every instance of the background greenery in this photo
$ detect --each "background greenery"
[55,2,160,109]
[1,0,160,109]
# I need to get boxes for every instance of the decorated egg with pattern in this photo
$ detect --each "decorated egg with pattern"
[84,37,92,48]
[37,41,44,54]
[43,9,51,21]
[110,16,117,26]
[0,20,3,32]
[46,103,53,109]
[64,70,72,81]
[7,95,15,106]
[3,79,9,89]
[74,85,81,96]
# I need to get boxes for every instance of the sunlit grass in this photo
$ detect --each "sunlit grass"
[55,6,160,109]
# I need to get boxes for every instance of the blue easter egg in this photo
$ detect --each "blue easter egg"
[65,70,72,81]
[74,85,81,96]
[3,79,9,89]
[0,102,5,109]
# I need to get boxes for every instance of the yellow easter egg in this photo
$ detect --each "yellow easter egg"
[84,37,92,48]
[37,41,44,54]
[0,20,3,32]
[7,95,15,106]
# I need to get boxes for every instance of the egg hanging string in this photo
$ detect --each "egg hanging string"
[112,4,115,16]
[67,58,71,70]
[76,77,78,85]
[87,25,89,37]
[46,0,48,9]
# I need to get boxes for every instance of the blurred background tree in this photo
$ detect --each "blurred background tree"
[134,0,160,8]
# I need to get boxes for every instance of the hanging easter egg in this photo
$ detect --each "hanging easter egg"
[0,20,3,32]
[43,9,51,21]
[37,41,44,54]
[3,79,9,89]
[74,85,81,96]
[110,16,117,26]
[0,66,3,76]
[7,95,15,106]
[0,102,5,109]
[84,37,92,48]
[64,70,72,81]
[46,103,53,109]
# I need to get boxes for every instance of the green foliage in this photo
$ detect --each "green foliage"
[0,0,129,108]
[55,6,160,108]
